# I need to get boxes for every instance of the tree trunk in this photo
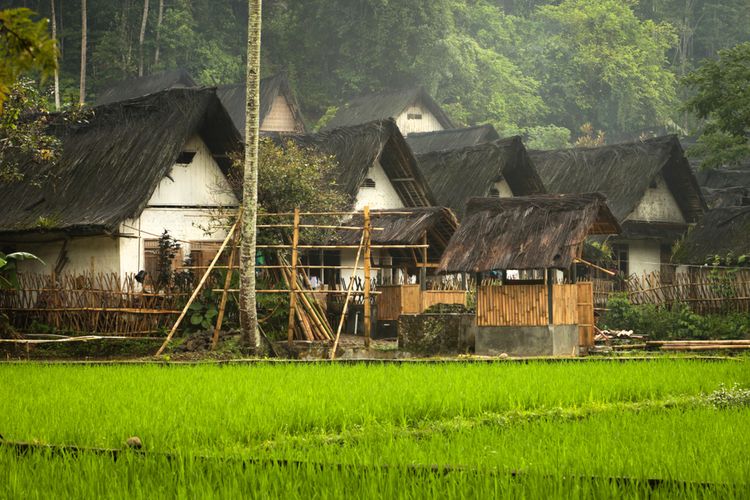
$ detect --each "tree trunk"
[239,0,262,352]
[51,0,60,110]
[138,0,150,77]
[79,0,86,105]
[153,0,163,66]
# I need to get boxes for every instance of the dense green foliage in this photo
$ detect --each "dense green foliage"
[7,0,750,146]
[684,42,750,168]
[1,361,749,496]
[604,293,750,340]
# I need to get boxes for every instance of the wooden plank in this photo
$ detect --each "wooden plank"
[363,206,372,348]
[476,285,547,326]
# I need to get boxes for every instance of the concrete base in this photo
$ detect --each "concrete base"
[474,325,580,357]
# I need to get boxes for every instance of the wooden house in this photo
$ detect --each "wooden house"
[217,72,306,134]
[438,194,621,356]
[406,124,500,155]
[323,87,454,135]
[529,136,706,279]
[0,88,241,279]
[415,137,546,219]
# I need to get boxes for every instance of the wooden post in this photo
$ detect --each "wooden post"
[212,210,242,350]
[546,268,554,325]
[331,232,365,359]
[419,230,427,292]
[286,208,300,346]
[363,206,371,348]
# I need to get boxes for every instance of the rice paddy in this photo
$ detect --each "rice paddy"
[1,359,749,498]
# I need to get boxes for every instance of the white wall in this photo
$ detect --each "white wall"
[626,239,661,278]
[493,179,514,197]
[14,236,121,275]
[395,103,445,135]
[627,174,685,223]
[354,160,405,211]
[149,135,237,207]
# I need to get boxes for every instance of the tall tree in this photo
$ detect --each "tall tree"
[138,0,149,76]
[78,0,86,105]
[50,0,60,110]
[240,0,261,352]
[153,0,163,66]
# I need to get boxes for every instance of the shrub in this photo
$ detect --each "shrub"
[706,383,750,409]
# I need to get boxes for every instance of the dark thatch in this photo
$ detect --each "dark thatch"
[268,119,435,208]
[672,206,750,264]
[701,186,750,209]
[415,137,546,219]
[333,207,458,262]
[94,69,197,106]
[217,72,306,136]
[0,88,241,236]
[406,124,500,155]
[323,87,454,131]
[529,135,706,224]
[438,194,621,273]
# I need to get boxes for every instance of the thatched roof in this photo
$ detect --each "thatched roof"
[701,186,749,209]
[673,206,750,264]
[268,119,434,207]
[323,87,454,131]
[415,137,546,219]
[217,72,306,136]
[406,124,500,155]
[95,69,197,106]
[334,207,458,262]
[438,194,621,273]
[0,88,241,236]
[529,136,706,223]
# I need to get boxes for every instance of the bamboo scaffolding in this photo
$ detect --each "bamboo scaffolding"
[331,231,365,360]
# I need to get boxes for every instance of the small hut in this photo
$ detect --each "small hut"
[439,194,620,356]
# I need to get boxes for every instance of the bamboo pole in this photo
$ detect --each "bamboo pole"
[363,206,371,348]
[287,209,300,346]
[330,231,365,360]
[155,218,240,356]
[212,210,242,350]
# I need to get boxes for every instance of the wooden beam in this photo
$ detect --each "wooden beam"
[363,206,372,349]
[287,208,300,345]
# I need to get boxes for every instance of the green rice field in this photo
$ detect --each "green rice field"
[1,359,749,498]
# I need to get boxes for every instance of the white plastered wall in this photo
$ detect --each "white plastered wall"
[626,239,661,278]
[492,179,514,197]
[119,134,238,276]
[14,236,121,275]
[627,174,686,223]
[260,95,300,133]
[395,103,445,135]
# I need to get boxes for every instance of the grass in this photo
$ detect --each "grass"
[1,359,749,497]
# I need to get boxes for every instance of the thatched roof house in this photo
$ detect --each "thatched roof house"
[270,119,435,208]
[95,69,197,106]
[323,87,454,135]
[529,136,706,278]
[0,88,241,277]
[0,88,240,236]
[439,194,620,273]
[672,206,750,264]
[217,72,306,135]
[415,137,546,219]
[406,124,500,155]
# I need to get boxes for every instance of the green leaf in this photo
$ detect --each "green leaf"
[190,314,203,325]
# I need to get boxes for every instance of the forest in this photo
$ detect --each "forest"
[3,0,750,148]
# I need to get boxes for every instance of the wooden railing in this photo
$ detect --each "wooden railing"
[376,285,467,321]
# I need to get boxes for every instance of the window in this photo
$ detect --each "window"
[649,178,658,189]
[407,113,423,120]
[362,178,376,188]
[488,187,500,197]
[175,151,196,164]
[612,244,629,276]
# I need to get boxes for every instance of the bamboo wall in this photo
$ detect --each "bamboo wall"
[376,285,466,320]
[0,272,186,336]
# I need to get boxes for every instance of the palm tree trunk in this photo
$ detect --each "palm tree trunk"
[138,0,149,77]
[239,0,262,352]
[79,0,86,105]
